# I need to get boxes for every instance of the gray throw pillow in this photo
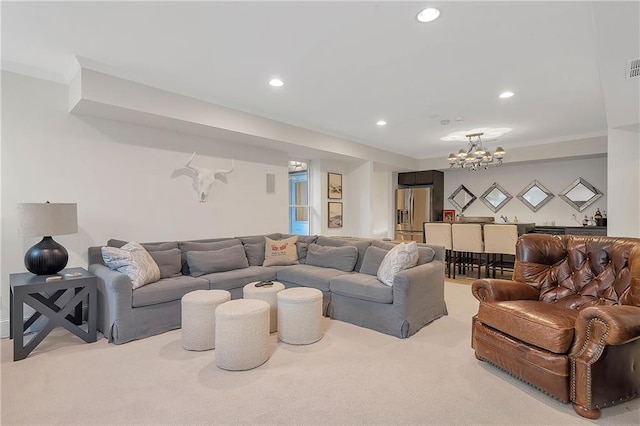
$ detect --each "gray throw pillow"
[238,234,283,266]
[296,242,310,264]
[315,236,372,271]
[243,243,266,266]
[148,248,182,279]
[179,239,242,274]
[417,246,436,264]
[305,243,358,272]
[187,244,249,277]
[359,246,389,275]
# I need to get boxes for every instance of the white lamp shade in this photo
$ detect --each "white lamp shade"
[18,203,78,237]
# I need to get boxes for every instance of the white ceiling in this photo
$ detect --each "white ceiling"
[1,1,632,160]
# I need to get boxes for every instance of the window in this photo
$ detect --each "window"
[289,161,309,235]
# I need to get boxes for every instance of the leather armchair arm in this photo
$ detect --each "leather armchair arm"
[570,305,640,414]
[573,305,640,349]
[472,279,540,302]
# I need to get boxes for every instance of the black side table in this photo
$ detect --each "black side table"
[10,267,97,361]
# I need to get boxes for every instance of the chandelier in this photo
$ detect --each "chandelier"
[447,132,505,170]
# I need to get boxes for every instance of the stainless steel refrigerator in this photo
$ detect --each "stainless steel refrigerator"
[395,187,433,242]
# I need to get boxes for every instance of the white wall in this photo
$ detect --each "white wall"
[344,162,373,237]
[372,170,393,239]
[443,157,608,227]
[607,128,640,237]
[1,72,290,331]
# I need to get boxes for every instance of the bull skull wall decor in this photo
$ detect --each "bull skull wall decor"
[174,152,235,202]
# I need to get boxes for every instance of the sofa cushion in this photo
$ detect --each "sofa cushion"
[200,266,276,291]
[148,248,182,279]
[263,236,299,266]
[371,240,396,250]
[330,274,393,304]
[132,276,209,308]
[179,239,241,274]
[102,242,161,289]
[359,246,389,275]
[478,300,578,354]
[315,236,372,272]
[238,233,282,266]
[107,238,129,248]
[377,242,419,286]
[142,242,179,252]
[187,244,249,277]
[276,264,349,292]
[306,243,358,272]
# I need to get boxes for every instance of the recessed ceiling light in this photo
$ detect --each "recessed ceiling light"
[376,120,387,126]
[499,91,514,98]
[417,8,440,23]
[269,78,284,87]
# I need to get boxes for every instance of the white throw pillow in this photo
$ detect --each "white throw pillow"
[101,241,161,289]
[377,241,419,286]
[263,236,299,266]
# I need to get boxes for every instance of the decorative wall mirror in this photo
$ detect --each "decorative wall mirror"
[480,182,512,213]
[559,177,603,212]
[517,180,554,212]
[448,185,477,213]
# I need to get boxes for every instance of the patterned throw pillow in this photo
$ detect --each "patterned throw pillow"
[377,241,419,286]
[263,236,299,266]
[101,241,161,289]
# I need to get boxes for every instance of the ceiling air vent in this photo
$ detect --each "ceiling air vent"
[627,58,640,79]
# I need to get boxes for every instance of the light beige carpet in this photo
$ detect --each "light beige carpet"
[1,282,638,425]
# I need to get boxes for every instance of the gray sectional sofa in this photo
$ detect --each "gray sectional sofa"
[88,233,447,344]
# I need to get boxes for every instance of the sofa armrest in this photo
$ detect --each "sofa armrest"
[392,260,446,319]
[472,279,540,303]
[88,264,134,341]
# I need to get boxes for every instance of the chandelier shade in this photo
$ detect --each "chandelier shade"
[447,133,505,171]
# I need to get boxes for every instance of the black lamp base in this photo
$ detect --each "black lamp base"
[24,236,69,275]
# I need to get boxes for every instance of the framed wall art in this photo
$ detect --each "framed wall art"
[328,202,343,228]
[328,172,343,199]
[443,209,456,223]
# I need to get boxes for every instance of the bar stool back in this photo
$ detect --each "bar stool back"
[423,222,452,277]
[483,224,518,278]
[451,223,484,279]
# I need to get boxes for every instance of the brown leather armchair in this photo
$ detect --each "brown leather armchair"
[472,234,640,419]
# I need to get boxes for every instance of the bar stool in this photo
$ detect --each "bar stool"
[451,223,484,279]
[423,222,452,278]
[483,224,518,278]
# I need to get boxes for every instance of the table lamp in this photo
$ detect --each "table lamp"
[17,202,78,275]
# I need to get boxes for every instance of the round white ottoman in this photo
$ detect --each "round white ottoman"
[243,281,285,333]
[181,289,230,351]
[277,287,323,345]
[215,299,271,371]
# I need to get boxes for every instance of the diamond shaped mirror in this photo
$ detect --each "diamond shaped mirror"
[559,177,603,212]
[448,185,477,213]
[480,182,512,213]
[517,180,554,212]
